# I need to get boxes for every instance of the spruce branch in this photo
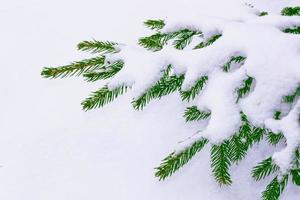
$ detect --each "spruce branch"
[223,56,246,72]
[228,113,263,163]
[132,67,184,110]
[173,29,200,50]
[83,61,124,82]
[155,138,208,180]
[194,34,222,49]
[144,19,165,30]
[283,26,300,34]
[184,106,211,122]
[77,40,117,54]
[180,76,208,101]
[262,175,288,200]
[291,169,300,186]
[138,33,170,51]
[41,57,105,78]
[266,131,284,146]
[236,76,253,102]
[252,157,280,181]
[283,85,300,103]
[281,6,300,16]
[259,12,268,16]
[211,141,232,186]
[81,85,128,110]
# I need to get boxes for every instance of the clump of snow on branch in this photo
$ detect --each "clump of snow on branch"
[105,1,300,171]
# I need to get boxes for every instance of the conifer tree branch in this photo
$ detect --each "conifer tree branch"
[252,157,280,181]
[180,76,208,101]
[81,85,128,110]
[283,26,300,34]
[83,61,124,82]
[144,19,165,30]
[223,56,246,72]
[194,34,222,49]
[184,106,211,122]
[41,57,105,79]
[283,85,300,103]
[155,138,208,180]
[211,141,232,185]
[236,76,253,102]
[281,6,300,16]
[173,29,201,50]
[266,131,285,146]
[262,175,288,200]
[132,67,184,110]
[77,40,117,54]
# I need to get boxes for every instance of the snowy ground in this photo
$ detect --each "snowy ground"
[0,0,300,199]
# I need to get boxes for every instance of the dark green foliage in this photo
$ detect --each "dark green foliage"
[266,131,284,146]
[281,6,300,16]
[262,175,288,200]
[41,57,105,78]
[155,138,208,180]
[223,56,246,72]
[236,76,253,102]
[228,114,264,163]
[283,85,300,103]
[291,169,300,186]
[144,19,165,30]
[173,29,200,50]
[283,26,300,34]
[77,40,117,54]
[180,76,208,101]
[274,111,281,120]
[211,141,232,185]
[81,85,128,110]
[138,33,170,51]
[259,12,268,16]
[83,61,124,82]
[252,157,279,181]
[132,66,184,110]
[194,34,222,49]
[184,106,211,122]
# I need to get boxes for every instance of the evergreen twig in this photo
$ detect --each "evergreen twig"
[155,138,208,180]
[41,57,105,78]
[81,85,128,110]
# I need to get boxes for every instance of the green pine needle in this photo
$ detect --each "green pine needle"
[236,76,253,102]
[41,57,105,78]
[211,141,232,186]
[259,12,268,16]
[283,85,300,103]
[262,175,288,200]
[180,76,208,101]
[132,67,184,110]
[291,169,300,186]
[228,113,264,163]
[223,56,246,72]
[81,85,128,110]
[266,131,284,146]
[144,19,165,30]
[83,61,124,82]
[138,33,170,51]
[184,106,211,122]
[194,34,222,49]
[283,26,300,34]
[155,138,208,180]
[173,29,200,50]
[281,6,300,16]
[252,157,280,181]
[77,40,117,54]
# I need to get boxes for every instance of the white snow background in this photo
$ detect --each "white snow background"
[0,0,300,199]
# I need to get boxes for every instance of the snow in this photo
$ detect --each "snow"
[1,0,300,199]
